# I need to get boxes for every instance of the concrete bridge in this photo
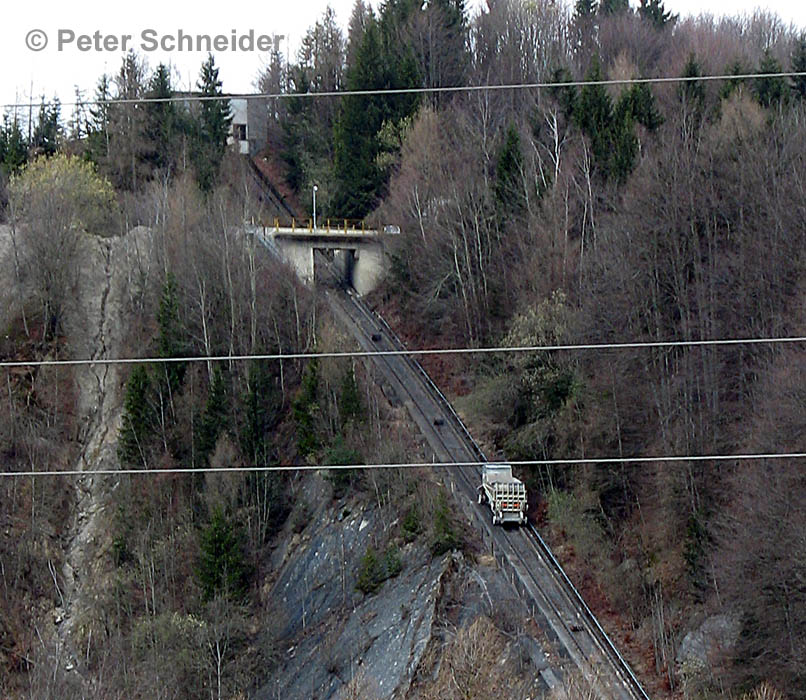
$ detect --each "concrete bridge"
[250,219,399,295]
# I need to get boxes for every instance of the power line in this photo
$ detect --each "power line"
[1,335,804,369]
[4,71,806,110]
[1,452,803,477]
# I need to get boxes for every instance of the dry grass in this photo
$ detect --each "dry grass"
[412,616,517,700]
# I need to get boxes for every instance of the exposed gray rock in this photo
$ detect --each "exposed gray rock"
[259,498,452,699]
[54,228,157,678]
[257,494,557,700]
[677,613,741,668]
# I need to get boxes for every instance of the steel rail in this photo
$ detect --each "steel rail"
[329,278,649,699]
[251,188,648,697]
[525,523,649,699]
[331,285,601,690]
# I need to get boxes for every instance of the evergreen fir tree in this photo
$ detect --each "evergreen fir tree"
[610,93,638,183]
[428,0,469,94]
[598,0,629,16]
[574,58,614,174]
[332,17,387,218]
[144,63,180,174]
[292,358,320,458]
[754,50,787,108]
[624,83,663,130]
[637,0,677,29]
[338,366,364,426]
[571,58,652,183]
[157,272,186,391]
[550,67,578,120]
[332,0,421,218]
[323,435,362,497]
[1,115,27,176]
[380,0,421,33]
[195,366,230,467]
[117,365,153,466]
[239,362,280,464]
[86,74,112,164]
[197,507,251,601]
[430,490,460,555]
[572,0,598,55]
[433,0,466,30]
[791,34,806,100]
[279,66,311,194]
[261,46,287,125]
[679,54,706,113]
[67,88,89,142]
[346,0,371,69]
[720,59,751,100]
[495,125,526,216]
[574,0,597,20]
[108,51,149,190]
[194,53,232,192]
[32,98,61,156]
[378,0,421,121]
[355,546,385,594]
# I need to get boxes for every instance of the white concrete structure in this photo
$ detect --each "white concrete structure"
[252,223,395,295]
[228,98,250,154]
[227,97,269,156]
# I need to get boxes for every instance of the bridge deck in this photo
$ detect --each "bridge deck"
[257,218,399,237]
[270,226,381,238]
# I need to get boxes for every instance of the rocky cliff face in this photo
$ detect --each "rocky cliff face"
[257,481,551,699]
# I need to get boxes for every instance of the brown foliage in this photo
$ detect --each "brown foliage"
[713,347,806,696]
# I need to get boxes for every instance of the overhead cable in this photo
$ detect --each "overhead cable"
[2,452,803,477]
[2,335,804,369]
[4,71,806,109]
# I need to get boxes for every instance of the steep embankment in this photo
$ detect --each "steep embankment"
[0,224,157,687]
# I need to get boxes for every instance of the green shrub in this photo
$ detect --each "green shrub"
[546,489,609,568]
[401,506,421,542]
[356,544,403,595]
[338,367,364,426]
[324,437,362,498]
[430,491,460,556]
[112,534,129,567]
[383,544,402,578]
[539,368,580,414]
[356,547,385,595]
[291,499,311,534]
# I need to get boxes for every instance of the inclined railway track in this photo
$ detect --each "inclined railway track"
[244,212,648,697]
[324,275,649,700]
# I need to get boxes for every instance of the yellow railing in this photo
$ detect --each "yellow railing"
[265,218,376,232]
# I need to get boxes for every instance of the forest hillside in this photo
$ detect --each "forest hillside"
[0,0,803,698]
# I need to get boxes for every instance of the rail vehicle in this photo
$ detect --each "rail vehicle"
[478,463,528,525]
